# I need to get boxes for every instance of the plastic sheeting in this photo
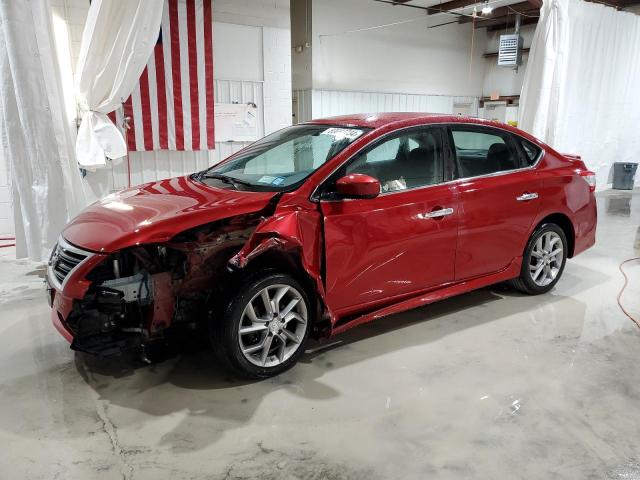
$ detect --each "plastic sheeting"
[519,0,640,188]
[75,0,163,169]
[0,0,86,261]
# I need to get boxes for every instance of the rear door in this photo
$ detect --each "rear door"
[449,125,542,280]
[319,126,459,317]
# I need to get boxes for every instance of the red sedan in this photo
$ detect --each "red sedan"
[47,113,597,377]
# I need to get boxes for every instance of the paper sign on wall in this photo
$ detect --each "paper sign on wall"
[214,103,259,142]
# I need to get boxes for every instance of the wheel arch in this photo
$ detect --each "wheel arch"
[228,247,327,336]
[532,213,576,257]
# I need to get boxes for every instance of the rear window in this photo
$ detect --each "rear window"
[521,139,542,166]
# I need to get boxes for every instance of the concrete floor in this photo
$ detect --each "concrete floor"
[1,189,639,480]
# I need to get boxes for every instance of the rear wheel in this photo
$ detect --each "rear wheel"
[510,223,568,295]
[211,273,312,378]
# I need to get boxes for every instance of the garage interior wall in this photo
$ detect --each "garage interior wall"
[295,89,480,122]
[292,0,489,121]
[479,24,536,124]
[482,25,535,98]
[50,0,291,199]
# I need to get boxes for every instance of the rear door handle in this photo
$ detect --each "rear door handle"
[425,207,454,218]
[517,192,539,202]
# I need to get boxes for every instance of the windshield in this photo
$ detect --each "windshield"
[196,124,369,191]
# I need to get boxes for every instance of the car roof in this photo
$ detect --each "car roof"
[306,112,529,137]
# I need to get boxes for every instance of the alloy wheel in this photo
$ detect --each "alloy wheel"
[528,231,564,287]
[238,284,308,367]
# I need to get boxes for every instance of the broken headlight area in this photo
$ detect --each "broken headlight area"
[67,245,186,356]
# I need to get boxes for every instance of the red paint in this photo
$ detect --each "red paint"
[322,183,459,316]
[331,257,522,336]
[50,113,597,344]
[186,0,200,149]
[454,170,542,280]
[62,176,277,253]
[203,0,214,147]
[154,44,168,149]
[123,96,136,151]
[168,0,184,150]
[139,67,153,150]
[335,174,380,198]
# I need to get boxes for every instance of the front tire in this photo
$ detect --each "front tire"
[211,273,312,378]
[510,223,568,295]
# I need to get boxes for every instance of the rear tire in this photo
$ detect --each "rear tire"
[210,273,312,379]
[509,223,568,295]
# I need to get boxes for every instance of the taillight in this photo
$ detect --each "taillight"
[580,171,596,192]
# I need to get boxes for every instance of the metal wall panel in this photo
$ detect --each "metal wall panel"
[294,89,479,123]
[112,79,264,189]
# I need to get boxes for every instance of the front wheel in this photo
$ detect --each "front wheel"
[211,273,312,378]
[510,223,568,295]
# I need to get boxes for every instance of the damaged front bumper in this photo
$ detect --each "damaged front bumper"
[47,216,258,357]
[46,236,180,356]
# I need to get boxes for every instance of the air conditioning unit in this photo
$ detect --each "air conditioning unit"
[498,34,524,67]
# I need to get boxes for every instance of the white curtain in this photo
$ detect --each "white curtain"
[0,0,86,261]
[519,0,640,188]
[75,0,163,169]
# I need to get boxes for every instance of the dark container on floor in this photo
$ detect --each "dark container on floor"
[612,162,638,190]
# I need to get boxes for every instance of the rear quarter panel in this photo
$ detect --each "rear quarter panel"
[533,151,597,256]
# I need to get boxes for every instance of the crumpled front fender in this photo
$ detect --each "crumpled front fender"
[229,209,334,324]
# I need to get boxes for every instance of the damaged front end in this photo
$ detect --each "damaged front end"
[51,213,264,357]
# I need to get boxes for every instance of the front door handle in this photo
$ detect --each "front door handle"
[517,192,539,202]
[424,207,454,218]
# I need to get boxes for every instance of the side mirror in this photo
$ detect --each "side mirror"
[335,174,380,199]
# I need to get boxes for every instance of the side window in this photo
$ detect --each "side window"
[344,128,445,193]
[520,138,542,166]
[450,128,521,178]
[365,138,401,163]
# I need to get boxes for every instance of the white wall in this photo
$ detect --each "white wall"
[294,88,478,123]
[50,0,87,76]
[291,0,312,91]
[308,0,487,97]
[263,27,293,133]
[214,22,264,81]
[213,0,290,29]
[482,24,535,97]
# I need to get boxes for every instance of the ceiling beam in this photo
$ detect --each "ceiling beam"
[484,15,538,31]
[584,0,640,9]
[427,0,478,14]
[458,2,539,23]
[373,0,469,16]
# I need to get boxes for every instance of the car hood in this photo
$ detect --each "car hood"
[63,176,277,252]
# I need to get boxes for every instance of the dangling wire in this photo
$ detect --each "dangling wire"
[468,13,476,85]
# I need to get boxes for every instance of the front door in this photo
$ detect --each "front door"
[319,126,459,317]
[449,125,542,280]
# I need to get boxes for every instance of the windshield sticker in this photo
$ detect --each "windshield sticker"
[272,176,286,186]
[321,128,364,142]
[257,175,277,184]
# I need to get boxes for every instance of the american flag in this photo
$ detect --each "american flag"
[109,0,215,151]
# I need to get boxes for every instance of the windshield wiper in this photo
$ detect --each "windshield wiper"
[196,172,253,189]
